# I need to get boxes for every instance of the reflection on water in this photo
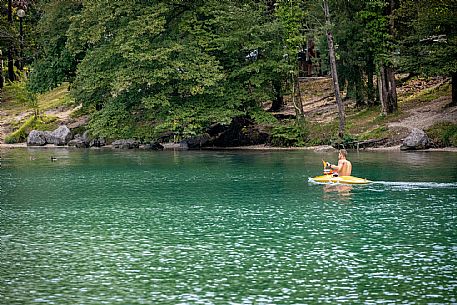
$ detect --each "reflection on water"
[1,148,457,304]
[322,183,353,200]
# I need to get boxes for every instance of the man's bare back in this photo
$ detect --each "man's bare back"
[337,159,352,176]
[330,149,352,176]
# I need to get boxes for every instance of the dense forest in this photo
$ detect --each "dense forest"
[1,0,456,146]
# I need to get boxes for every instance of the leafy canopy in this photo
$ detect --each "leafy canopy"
[64,0,289,140]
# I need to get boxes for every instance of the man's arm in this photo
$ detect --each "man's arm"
[330,160,345,171]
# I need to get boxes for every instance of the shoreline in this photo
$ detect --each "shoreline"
[1,142,457,152]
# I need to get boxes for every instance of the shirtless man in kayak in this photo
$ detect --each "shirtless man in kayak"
[329,149,352,176]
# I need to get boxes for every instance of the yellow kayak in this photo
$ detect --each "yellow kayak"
[310,174,372,185]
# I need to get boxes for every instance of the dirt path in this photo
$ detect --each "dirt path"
[388,96,457,131]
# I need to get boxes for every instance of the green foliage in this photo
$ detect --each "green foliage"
[396,0,457,77]
[4,116,34,144]
[61,0,290,139]
[3,81,28,103]
[0,0,17,53]
[271,123,306,147]
[27,0,83,93]
[23,0,456,147]
[330,132,358,148]
[248,108,278,125]
[87,101,135,139]
[305,120,339,146]
[329,0,392,105]
[426,122,457,147]
[359,126,389,141]
[3,81,39,115]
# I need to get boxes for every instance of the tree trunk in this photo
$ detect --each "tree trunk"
[379,67,388,115]
[387,67,397,112]
[291,74,305,127]
[269,80,284,112]
[366,53,375,106]
[323,0,345,138]
[0,51,3,89]
[451,72,457,106]
[379,66,398,115]
[378,0,398,114]
[7,0,15,82]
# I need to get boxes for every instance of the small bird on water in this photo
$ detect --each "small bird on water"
[50,156,57,161]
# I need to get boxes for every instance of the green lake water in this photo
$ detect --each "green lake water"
[1,148,457,304]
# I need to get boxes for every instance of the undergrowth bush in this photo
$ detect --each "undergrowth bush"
[426,122,457,147]
[271,124,306,147]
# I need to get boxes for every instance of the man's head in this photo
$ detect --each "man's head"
[339,149,347,159]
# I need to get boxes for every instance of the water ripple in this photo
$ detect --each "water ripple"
[1,149,457,304]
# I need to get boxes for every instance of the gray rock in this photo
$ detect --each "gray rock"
[112,139,139,149]
[400,128,430,151]
[89,138,106,148]
[183,134,212,149]
[27,130,47,146]
[48,125,72,146]
[44,131,53,144]
[179,141,189,150]
[68,134,88,148]
[82,131,91,144]
[145,142,164,150]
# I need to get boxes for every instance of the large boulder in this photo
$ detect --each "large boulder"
[48,125,72,146]
[400,128,430,151]
[27,130,47,146]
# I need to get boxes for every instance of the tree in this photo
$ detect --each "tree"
[323,0,345,138]
[274,0,307,130]
[396,0,457,105]
[7,0,14,81]
[378,0,398,115]
[1,0,39,86]
[62,0,289,139]
[27,0,83,92]
[0,0,16,87]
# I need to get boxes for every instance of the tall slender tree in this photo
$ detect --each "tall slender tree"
[378,0,398,115]
[7,0,15,81]
[323,0,345,138]
[275,0,308,130]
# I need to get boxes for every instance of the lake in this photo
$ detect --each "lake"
[1,148,456,304]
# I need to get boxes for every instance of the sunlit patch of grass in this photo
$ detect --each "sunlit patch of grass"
[399,82,451,106]
[358,126,390,141]
[1,82,74,117]
[4,114,58,144]
[38,83,75,111]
